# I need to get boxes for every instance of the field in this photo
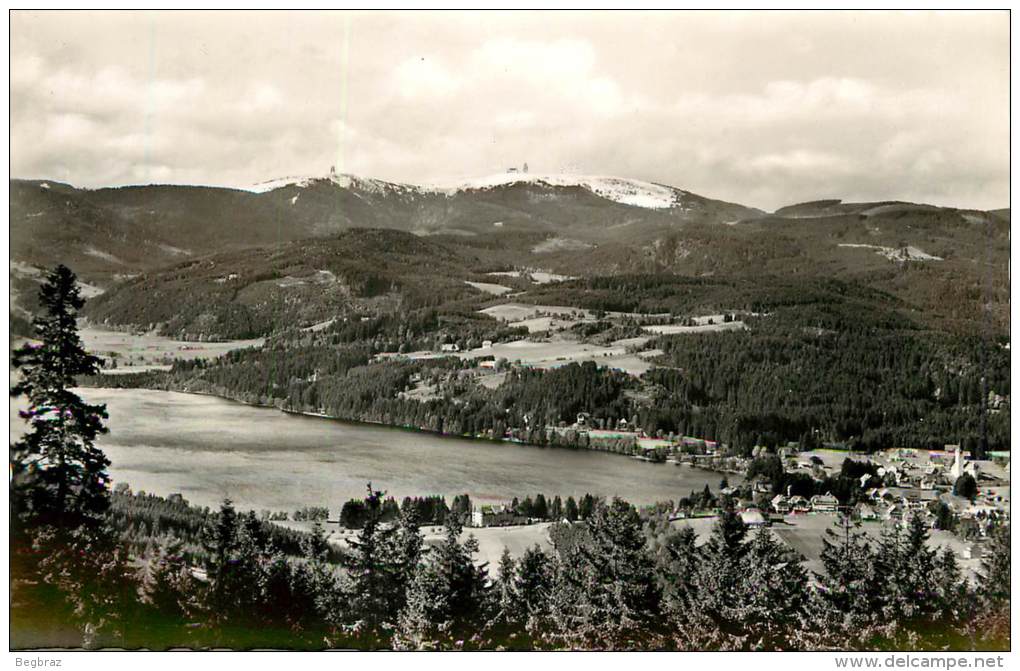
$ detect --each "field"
[480,302,594,323]
[457,337,658,376]
[487,270,575,284]
[277,519,555,568]
[479,302,674,324]
[427,522,554,568]
[481,302,746,336]
[79,324,264,372]
[675,513,985,580]
[509,316,559,333]
[395,332,659,376]
[267,510,992,575]
[643,321,746,335]
[465,280,513,296]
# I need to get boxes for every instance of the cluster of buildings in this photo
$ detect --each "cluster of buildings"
[769,493,840,515]
[469,504,529,528]
[761,448,1007,539]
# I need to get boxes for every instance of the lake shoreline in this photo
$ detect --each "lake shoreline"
[86,379,719,471]
[12,386,744,512]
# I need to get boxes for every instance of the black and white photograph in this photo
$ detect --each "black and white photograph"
[6,7,1012,659]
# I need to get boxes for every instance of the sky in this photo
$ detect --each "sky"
[10,10,1010,211]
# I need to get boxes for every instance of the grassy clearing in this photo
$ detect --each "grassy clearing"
[465,280,514,296]
[79,324,264,368]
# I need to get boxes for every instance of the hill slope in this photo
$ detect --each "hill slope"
[11,176,1009,338]
[82,228,497,339]
[10,173,763,286]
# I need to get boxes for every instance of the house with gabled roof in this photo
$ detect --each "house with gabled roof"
[789,495,811,513]
[810,493,839,513]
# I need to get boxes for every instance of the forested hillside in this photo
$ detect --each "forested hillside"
[82,229,497,339]
[93,278,1009,453]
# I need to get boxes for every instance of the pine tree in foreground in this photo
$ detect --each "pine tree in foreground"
[811,513,884,649]
[741,528,810,650]
[10,264,134,648]
[970,523,1010,649]
[393,514,488,650]
[549,498,662,650]
[683,509,749,650]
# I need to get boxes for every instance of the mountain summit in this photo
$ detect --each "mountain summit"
[249,170,711,212]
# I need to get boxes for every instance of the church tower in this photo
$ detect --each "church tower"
[951,446,963,480]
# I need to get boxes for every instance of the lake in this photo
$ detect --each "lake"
[10,388,734,514]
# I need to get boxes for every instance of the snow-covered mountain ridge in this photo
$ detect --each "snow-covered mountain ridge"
[247,171,692,210]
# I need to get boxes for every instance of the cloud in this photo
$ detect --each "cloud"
[9,11,1009,210]
[741,150,857,177]
[392,57,461,99]
[473,37,597,79]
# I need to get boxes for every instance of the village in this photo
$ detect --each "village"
[471,434,1009,522]
[284,434,1008,581]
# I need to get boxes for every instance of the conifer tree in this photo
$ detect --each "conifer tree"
[11,265,110,532]
[345,483,396,638]
[741,528,809,650]
[495,548,518,614]
[812,514,883,648]
[550,495,563,521]
[900,513,942,623]
[686,509,749,649]
[978,523,1010,605]
[486,548,521,648]
[202,499,242,630]
[934,546,970,624]
[300,520,342,635]
[972,523,1010,648]
[388,503,424,613]
[10,265,132,647]
[516,545,553,642]
[142,537,194,621]
[533,493,549,519]
[549,498,661,649]
[564,496,579,522]
[659,525,699,630]
[394,514,487,649]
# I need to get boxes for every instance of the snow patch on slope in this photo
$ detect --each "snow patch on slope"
[437,173,689,210]
[247,173,421,196]
[245,171,693,210]
[248,176,315,193]
[83,246,125,264]
[158,243,191,256]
